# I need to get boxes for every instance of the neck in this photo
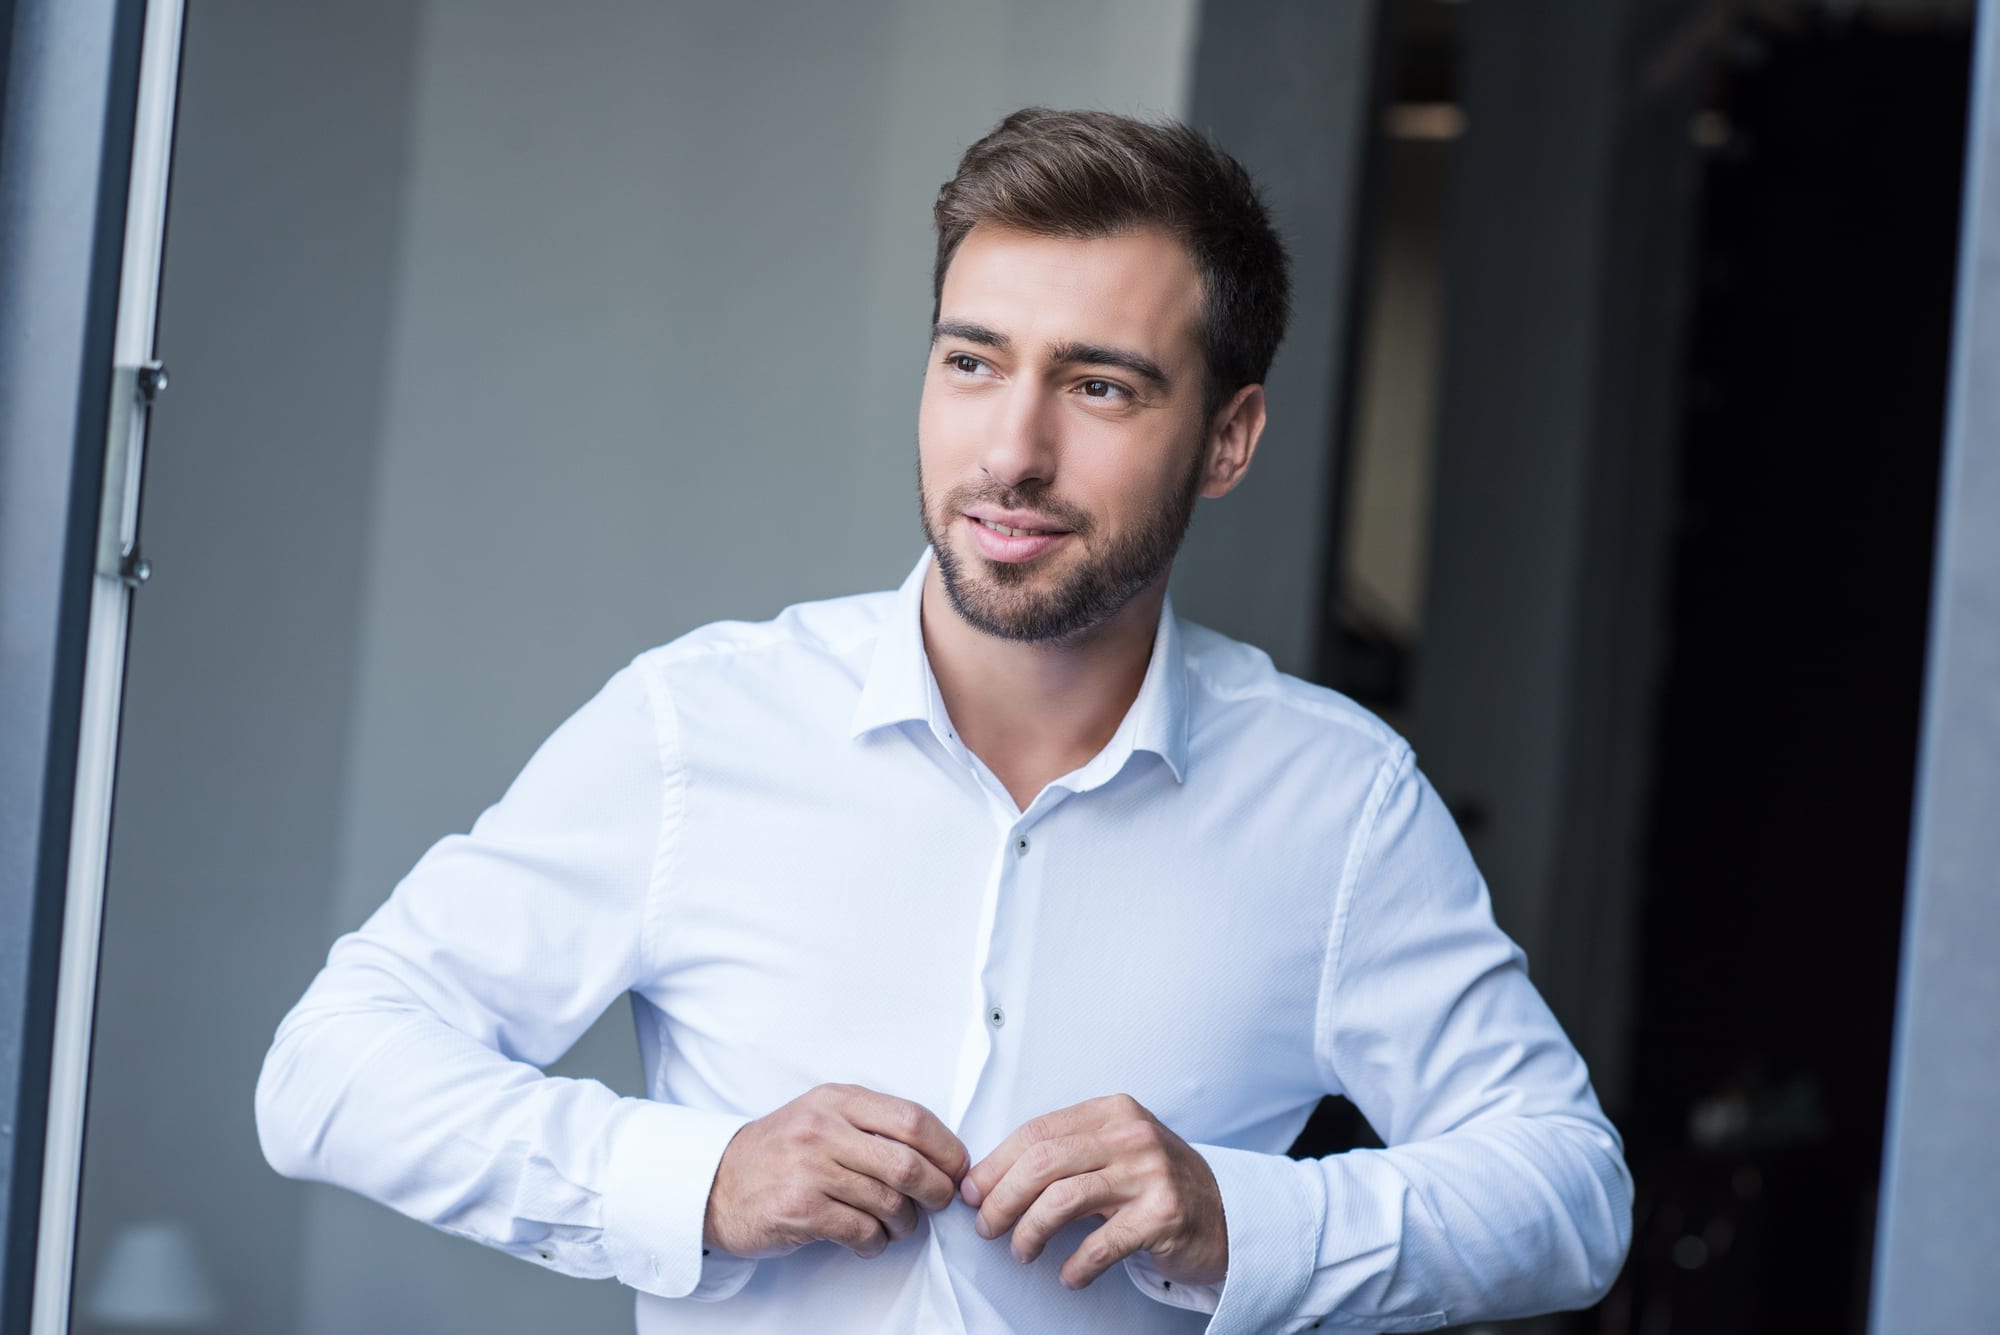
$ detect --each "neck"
[919,559,1165,806]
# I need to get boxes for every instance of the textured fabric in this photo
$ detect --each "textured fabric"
[256,548,1632,1333]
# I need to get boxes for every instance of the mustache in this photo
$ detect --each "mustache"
[941,483,1093,533]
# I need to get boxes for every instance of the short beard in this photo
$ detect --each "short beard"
[915,446,1205,644]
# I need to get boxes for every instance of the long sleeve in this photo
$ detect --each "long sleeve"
[254,657,755,1300]
[1129,743,1633,1333]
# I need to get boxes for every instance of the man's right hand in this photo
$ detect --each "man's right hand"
[702,1083,968,1260]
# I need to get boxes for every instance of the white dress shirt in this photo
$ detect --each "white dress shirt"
[257,548,1632,1334]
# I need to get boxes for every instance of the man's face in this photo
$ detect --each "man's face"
[917,224,1213,644]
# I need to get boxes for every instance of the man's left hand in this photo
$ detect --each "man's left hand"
[960,1093,1227,1291]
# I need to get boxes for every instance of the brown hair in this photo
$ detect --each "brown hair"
[932,107,1291,422]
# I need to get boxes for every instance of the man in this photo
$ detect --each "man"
[258,108,1632,1333]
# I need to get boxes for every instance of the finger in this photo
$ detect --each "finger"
[817,1197,893,1259]
[835,1126,958,1213]
[974,1133,1110,1240]
[1059,1214,1147,1291]
[1009,1168,1120,1265]
[965,1097,1121,1207]
[839,1087,969,1184]
[822,1167,920,1243]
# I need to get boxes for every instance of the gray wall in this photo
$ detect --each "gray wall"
[80,3,1223,1333]
[1174,0,1378,677]
[74,5,419,1333]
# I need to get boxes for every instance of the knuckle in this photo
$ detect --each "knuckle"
[1045,1179,1082,1214]
[1024,1115,1057,1146]
[890,1101,925,1140]
[775,1185,817,1226]
[1109,1120,1154,1154]
[888,1149,925,1193]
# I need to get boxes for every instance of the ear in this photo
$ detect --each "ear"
[1198,384,1267,499]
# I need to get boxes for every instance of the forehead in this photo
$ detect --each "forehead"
[939,224,1203,367]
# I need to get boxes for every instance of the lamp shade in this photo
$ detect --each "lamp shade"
[84,1220,220,1330]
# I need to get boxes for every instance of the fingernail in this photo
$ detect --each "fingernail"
[961,1179,983,1207]
[974,1216,992,1239]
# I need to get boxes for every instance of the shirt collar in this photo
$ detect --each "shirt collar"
[849,548,1189,784]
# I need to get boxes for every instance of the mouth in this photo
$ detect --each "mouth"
[970,516,1067,538]
[961,512,1074,564]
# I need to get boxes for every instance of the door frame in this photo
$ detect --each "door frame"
[0,0,181,1329]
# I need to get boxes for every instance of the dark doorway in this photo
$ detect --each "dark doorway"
[1613,20,1970,1335]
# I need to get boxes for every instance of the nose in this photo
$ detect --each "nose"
[978,376,1058,492]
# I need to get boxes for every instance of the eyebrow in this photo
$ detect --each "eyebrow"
[931,320,1174,395]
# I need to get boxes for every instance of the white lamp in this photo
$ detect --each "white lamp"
[84,1220,220,1331]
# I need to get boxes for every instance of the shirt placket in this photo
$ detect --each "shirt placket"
[941,776,1050,1129]
[921,681,1126,1136]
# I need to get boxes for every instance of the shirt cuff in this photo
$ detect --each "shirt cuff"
[1124,1142,1324,1334]
[600,1097,757,1299]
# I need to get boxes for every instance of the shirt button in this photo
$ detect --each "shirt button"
[1014,836,1029,855]
[987,1004,1005,1028]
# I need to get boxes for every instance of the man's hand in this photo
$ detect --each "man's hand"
[961,1093,1228,1291]
[704,1083,968,1260]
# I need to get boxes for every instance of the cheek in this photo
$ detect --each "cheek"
[917,382,974,468]
[1086,442,1193,522]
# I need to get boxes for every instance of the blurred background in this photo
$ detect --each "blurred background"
[68,0,1980,1332]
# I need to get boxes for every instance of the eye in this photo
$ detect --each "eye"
[1078,378,1131,403]
[943,352,990,376]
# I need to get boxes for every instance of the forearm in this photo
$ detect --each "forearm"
[1298,1112,1631,1326]
[1134,1112,1631,1334]
[255,954,751,1298]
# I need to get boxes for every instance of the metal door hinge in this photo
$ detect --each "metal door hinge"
[95,359,166,586]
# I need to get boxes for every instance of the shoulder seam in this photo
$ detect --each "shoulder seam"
[1314,739,1415,1095]
[631,655,687,978]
